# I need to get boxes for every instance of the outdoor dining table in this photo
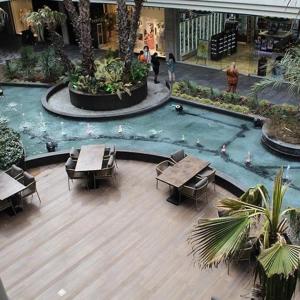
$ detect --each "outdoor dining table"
[75,144,105,188]
[0,172,25,201]
[156,156,210,205]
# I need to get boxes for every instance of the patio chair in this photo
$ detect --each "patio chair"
[65,157,89,190]
[19,171,41,206]
[5,164,23,180]
[70,147,80,161]
[155,160,175,189]
[93,154,116,187]
[170,149,187,163]
[104,145,118,168]
[0,198,16,215]
[198,166,216,191]
[179,176,208,209]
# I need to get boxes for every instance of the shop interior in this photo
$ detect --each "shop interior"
[185,14,300,76]
[99,5,166,57]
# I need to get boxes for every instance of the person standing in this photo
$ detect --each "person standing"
[151,52,160,84]
[226,62,239,93]
[143,46,151,64]
[138,50,145,63]
[167,53,176,83]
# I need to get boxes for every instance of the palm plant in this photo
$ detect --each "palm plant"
[189,169,300,300]
[26,6,74,72]
[251,46,300,112]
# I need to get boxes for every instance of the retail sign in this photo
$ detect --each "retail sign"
[197,40,209,60]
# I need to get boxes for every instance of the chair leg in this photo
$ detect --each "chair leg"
[36,190,41,204]
[156,179,158,189]
[68,178,70,191]
[11,201,17,215]
[214,181,216,191]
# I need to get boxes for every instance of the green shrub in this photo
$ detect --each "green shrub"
[5,60,19,80]
[39,48,64,82]
[130,59,149,82]
[0,121,24,170]
[18,46,38,79]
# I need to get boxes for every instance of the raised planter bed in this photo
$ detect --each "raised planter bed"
[69,80,148,111]
[261,123,300,160]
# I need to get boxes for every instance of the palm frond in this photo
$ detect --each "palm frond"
[272,169,289,233]
[218,197,266,215]
[188,216,252,268]
[240,184,270,208]
[258,241,300,278]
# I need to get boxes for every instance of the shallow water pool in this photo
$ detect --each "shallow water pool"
[1,85,300,207]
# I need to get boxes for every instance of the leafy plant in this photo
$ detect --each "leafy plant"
[130,59,149,82]
[5,60,19,80]
[188,169,300,300]
[18,46,38,79]
[0,120,24,170]
[39,48,64,82]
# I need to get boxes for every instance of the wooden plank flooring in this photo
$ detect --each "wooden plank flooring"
[0,160,256,299]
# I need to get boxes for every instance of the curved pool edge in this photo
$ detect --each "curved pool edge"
[25,150,246,198]
[41,81,171,120]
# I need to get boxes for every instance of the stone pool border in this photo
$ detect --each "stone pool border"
[0,81,52,88]
[25,150,246,198]
[41,81,171,120]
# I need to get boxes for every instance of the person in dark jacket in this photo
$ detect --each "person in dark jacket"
[151,52,160,84]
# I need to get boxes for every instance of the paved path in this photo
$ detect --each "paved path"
[157,62,298,105]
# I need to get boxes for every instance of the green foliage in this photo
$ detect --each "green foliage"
[189,169,300,300]
[104,48,119,59]
[26,6,66,40]
[19,46,38,79]
[70,57,144,99]
[5,60,19,80]
[0,120,24,170]
[130,59,149,82]
[39,48,64,82]
[4,47,65,83]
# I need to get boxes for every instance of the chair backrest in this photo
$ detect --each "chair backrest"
[194,177,208,198]
[7,164,23,178]
[170,149,185,162]
[70,147,80,160]
[65,157,76,178]
[109,145,116,156]
[21,171,36,197]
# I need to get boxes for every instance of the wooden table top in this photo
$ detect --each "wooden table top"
[156,156,210,188]
[0,172,25,201]
[75,144,105,172]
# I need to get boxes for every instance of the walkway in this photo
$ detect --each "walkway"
[0,160,253,300]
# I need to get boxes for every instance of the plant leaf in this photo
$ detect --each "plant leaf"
[188,215,252,268]
[258,242,300,278]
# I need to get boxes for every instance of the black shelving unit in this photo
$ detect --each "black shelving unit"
[210,31,237,61]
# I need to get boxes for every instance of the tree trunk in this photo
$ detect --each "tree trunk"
[49,28,74,72]
[116,0,129,60]
[63,0,80,42]
[116,0,144,80]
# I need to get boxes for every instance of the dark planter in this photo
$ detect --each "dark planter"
[69,80,148,111]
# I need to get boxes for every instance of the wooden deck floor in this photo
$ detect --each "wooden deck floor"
[0,160,253,300]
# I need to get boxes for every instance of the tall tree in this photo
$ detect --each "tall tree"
[63,0,94,76]
[116,0,144,78]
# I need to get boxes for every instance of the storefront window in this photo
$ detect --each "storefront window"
[100,5,166,57]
